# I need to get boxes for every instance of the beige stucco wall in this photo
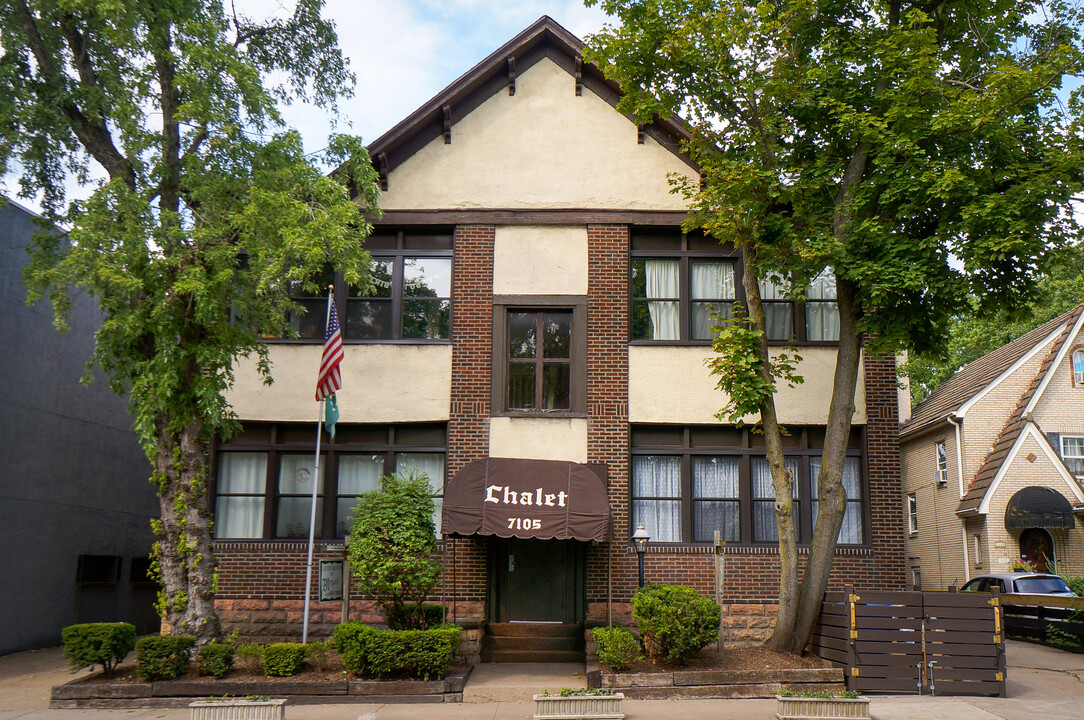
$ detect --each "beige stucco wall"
[488,417,588,462]
[980,430,1084,576]
[493,226,589,295]
[628,346,867,425]
[226,344,451,423]
[379,58,692,211]
[900,429,968,591]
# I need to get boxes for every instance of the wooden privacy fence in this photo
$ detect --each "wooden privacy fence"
[810,588,1006,697]
[999,593,1084,646]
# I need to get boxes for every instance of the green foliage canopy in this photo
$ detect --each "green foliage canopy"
[1,0,380,642]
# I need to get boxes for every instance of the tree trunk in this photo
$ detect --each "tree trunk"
[154,415,220,645]
[741,246,800,653]
[791,273,862,652]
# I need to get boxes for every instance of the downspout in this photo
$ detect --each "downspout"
[948,414,970,582]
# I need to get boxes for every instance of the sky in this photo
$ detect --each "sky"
[2,1,611,214]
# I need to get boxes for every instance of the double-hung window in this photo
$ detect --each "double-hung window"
[213,423,446,540]
[907,492,918,535]
[630,426,865,546]
[1061,436,1084,477]
[935,441,949,485]
[347,231,453,341]
[1073,349,1084,387]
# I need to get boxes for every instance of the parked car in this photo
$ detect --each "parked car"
[959,572,1076,596]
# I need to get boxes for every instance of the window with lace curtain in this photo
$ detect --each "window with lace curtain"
[630,232,839,344]
[630,425,864,545]
[213,423,446,540]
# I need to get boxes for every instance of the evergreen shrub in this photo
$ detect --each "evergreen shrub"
[61,622,136,675]
[592,626,641,670]
[263,643,306,676]
[304,640,339,671]
[135,635,196,680]
[196,641,235,678]
[632,584,719,665]
[332,622,459,679]
[233,643,264,674]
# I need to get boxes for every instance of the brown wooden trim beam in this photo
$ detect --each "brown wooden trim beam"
[370,208,689,226]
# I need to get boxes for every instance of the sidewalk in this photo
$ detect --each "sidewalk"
[2,641,1082,720]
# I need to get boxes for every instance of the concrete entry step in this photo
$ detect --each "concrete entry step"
[482,622,585,663]
[462,662,588,703]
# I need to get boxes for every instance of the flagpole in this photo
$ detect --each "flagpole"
[302,286,335,643]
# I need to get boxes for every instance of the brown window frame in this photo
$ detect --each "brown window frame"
[630,230,840,346]
[630,425,867,547]
[212,422,447,541]
[491,296,588,417]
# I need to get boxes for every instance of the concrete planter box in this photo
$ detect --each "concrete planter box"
[189,697,287,720]
[533,692,625,720]
[774,694,870,720]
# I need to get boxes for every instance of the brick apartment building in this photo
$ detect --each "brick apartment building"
[210,17,908,656]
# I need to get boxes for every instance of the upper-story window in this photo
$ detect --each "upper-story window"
[935,441,949,485]
[347,231,453,341]
[1073,348,1084,387]
[493,297,587,416]
[1062,436,1084,477]
[907,492,918,534]
[284,267,337,339]
[630,231,839,344]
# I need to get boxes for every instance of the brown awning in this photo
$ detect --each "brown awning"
[442,457,610,541]
[1005,486,1075,529]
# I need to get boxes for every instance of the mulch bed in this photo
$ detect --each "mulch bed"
[614,645,831,675]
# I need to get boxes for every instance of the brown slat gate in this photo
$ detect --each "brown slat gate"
[811,587,1006,697]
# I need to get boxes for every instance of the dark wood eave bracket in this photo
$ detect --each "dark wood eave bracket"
[361,15,696,189]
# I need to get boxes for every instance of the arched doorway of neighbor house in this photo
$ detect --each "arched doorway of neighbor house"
[1019,528,1055,572]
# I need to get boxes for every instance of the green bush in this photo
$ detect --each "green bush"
[263,643,306,677]
[332,622,375,674]
[135,635,196,680]
[61,622,136,675]
[197,641,235,678]
[233,643,264,674]
[304,640,339,671]
[592,626,641,670]
[632,584,719,666]
[332,622,459,679]
[384,602,445,631]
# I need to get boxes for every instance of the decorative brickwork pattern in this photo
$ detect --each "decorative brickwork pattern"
[585,225,633,609]
[440,225,496,615]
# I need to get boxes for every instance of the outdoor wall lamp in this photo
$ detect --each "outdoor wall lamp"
[632,523,651,588]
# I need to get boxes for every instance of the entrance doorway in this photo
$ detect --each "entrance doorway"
[490,538,584,624]
[1019,528,1055,572]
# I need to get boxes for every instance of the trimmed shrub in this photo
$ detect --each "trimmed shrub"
[332,622,459,679]
[632,584,719,666]
[332,622,375,675]
[61,622,136,675]
[304,640,339,671]
[593,626,641,670]
[197,641,235,678]
[234,643,264,674]
[385,602,445,631]
[264,643,306,677]
[366,625,461,680]
[135,635,196,680]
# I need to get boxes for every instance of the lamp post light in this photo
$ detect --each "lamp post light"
[632,523,651,588]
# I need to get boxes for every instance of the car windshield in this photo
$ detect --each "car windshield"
[1014,577,1072,594]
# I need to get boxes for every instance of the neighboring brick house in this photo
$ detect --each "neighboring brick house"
[0,198,158,654]
[900,305,1084,591]
[211,17,908,653]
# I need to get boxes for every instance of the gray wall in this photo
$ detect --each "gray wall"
[0,200,158,654]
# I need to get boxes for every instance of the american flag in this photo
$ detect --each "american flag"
[315,301,343,401]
